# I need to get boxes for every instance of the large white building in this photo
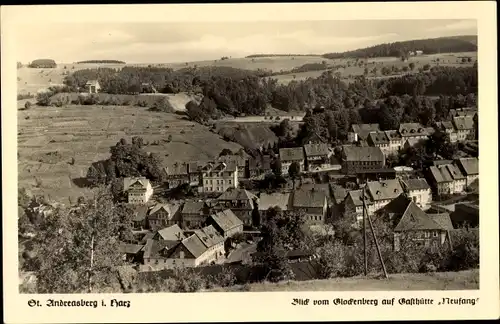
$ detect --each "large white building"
[200,162,238,193]
[123,177,153,204]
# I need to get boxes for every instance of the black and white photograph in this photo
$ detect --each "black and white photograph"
[2,2,498,323]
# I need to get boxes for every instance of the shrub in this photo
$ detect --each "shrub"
[136,100,148,107]
[24,101,32,110]
[36,92,52,106]
[170,268,205,292]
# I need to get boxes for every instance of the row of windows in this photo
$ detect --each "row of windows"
[205,179,232,185]
[308,215,323,221]
[204,186,227,192]
[204,172,234,177]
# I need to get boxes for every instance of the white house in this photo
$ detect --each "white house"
[200,162,238,193]
[123,177,153,204]
[400,178,432,210]
[85,80,101,94]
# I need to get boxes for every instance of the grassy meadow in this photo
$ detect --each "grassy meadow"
[17,104,243,204]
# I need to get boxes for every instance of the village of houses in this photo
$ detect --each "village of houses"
[118,106,479,271]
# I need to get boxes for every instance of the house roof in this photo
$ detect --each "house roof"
[405,138,426,147]
[352,124,380,140]
[400,178,430,191]
[279,147,304,162]
[384,130,402,140]
[148,203,181,220]
[399,123,428,137]
[347,189,374,207]
[429,164,466,183]
[329,183,348,205]
[194,225,224,248]
[304,143,329,157]
[164,163,188,176]
[202,161,237,173]
[139,231,155,245]
[379,195,447,232]
[292,189,327,208]
[436,121,455,131]
[368,131,389,145]
[429,213,454,230]
[248,155,272,170]
[425,127,435,135]
[217,188,258,206]
[258,192,291,211]
[210,209,244,232]
[217,154,247,167]
[182,201,206,214]
[450,108,477,118]
[178,234,207,259]
[456,157,479,176]
[342,145,384,162]
[453,116,474,130]
[85,80,99,86]
[132,205,149,222]
[143,239,171,259]
[123,177,150,191]
[156,224,186,241]
[118,242,144,255]
[367,179,404,201]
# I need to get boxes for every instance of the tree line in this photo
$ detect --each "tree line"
[322,36,477,59]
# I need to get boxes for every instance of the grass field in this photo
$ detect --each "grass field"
[207,269,479,292]
[272,52,477,84]
[17,104,243,204]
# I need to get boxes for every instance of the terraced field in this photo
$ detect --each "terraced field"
[17,105,243,204]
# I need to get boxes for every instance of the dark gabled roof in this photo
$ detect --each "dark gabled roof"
[304,143,329,157]
[119,242,144,255]
[143,239,171,259]
[367,179,404,201]
[342,145,384,162]
[123,177,150,191]
[217,154,247,167]
[379,194,447,232]
[202,161,237,173]
[429,164,465,183]
[182,201,206,214]
[258,192,291,211]
[218,188,257,202]
[429,213,454,230]
[368,131,389,145]
[399,123,428,136]
[456,157,479,176]
[178,234,207,259]
[279,147,304,161]
[210,209,243,232]
[384,130,402,140]
[452,116,475,130]
[132,205,149,222]
[139,231,155,244]
[292,189,327,208]
[329,183,348,204]
[436,121,454,131]
[156,224,186,241]
[148,203,181,220]
[400,178,431,191]
[193,225,224,248]
[352,124,380,140]
[347,189,374,206]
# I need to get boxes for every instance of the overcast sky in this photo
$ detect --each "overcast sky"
[15,19,477,64]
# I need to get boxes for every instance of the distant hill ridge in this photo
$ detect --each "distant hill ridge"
[76,60,126,64]
[322,35,477,59]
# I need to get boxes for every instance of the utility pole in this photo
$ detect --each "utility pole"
[367,211,388,279]
[362,184,368,276]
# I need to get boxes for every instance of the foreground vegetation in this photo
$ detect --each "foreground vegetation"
[207,269,479,291]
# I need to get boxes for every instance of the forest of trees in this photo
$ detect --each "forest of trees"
[76,60,126,64]
[86,137,164,188]
[28,59,57,68]
[322,36,477,59]
[245,54,321,58]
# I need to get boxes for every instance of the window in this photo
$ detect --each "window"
[424,232,431,238]
[228,180,232,185]
[433,231,438,237]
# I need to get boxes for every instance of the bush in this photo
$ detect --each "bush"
[24,101,32,110]
[169,268,205,292]
[136,100,148,107]
[36,92,52,106]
